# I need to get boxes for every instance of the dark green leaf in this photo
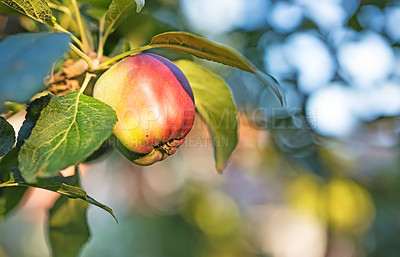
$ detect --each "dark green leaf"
[0,32,71,104]
[17,94,52,149]
[0,0,54,26]
[2,168,118,222]
[48,169,90,257]
[0,148,18,181]
[48,196,89,257]
[33,177,117,222]
[18,91,117,182]
[0,184,26,218]
[149,31,284,105]
[0,116,15,157]
[0,148,27,217]
[104,0,144,40]
[175,60,238,172]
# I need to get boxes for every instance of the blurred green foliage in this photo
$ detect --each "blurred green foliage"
[0,0,400,257]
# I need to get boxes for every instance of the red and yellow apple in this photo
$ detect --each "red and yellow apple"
[93,53,195,165]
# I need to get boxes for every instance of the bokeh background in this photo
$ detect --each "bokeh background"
[1,0,400,256]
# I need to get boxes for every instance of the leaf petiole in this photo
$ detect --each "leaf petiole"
[71,0,90,53]
[80,73,96,94]
[69,43,95,71]
[0,181,20,188]
[53,21,85,51]
[97,16,106,60]
[48,3,72,16]
[96,44,154,70]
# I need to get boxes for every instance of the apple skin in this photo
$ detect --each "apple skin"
[93,53,195,165]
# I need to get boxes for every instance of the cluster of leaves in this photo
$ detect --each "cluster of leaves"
[0,0,284,255]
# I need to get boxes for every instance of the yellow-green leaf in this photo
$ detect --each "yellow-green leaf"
[0,0,54,26]
[18,91,117,182]
[175,59,238,172]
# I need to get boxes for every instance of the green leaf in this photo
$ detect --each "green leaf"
[48,196,89,257]
[0,149,27,218]
[104,0,144,40]
[149,31,284,105]
[0,183,26,219]
[48,169,90,257]
[17,94,52,149]
[0,32,71,104]
[175,60,238,172]
[2,168,118,222]
[152,32,253,72]
[0,0,54,26]
[18,90,117,182]
[0,117,15,157]
[33,177,117,222]
[0,149,18,181]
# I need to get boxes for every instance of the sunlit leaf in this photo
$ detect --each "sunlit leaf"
[175,60,238,172]
[0,117,15,157]
[149,31,284,105]
[18,91,117,182]
[0,0,54,26]
[0,32,70,104]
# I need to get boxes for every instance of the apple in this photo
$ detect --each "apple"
[93,53,195,165]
